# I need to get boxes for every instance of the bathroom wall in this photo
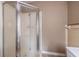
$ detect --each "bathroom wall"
[31,1,68,54]
[68,1,79,25]
[68,2,79,47]
[68,25,79,47]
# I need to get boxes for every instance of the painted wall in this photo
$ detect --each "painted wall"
[68,2,79,25]
[31,2,68,53]
[68,25,79,47]
[68,2,79,47]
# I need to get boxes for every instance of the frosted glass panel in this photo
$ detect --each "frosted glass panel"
[20,13,30,57]
[3,3,16,57]
[20,4,37,57]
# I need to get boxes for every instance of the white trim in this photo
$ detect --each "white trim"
[65,25,68,47]
[65,25,69,56]
[41,51,65,57]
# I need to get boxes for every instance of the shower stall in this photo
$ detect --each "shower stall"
[2,1,40,57]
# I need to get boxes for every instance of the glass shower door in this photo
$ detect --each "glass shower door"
[19,3,39,57]
[3,2,39,57]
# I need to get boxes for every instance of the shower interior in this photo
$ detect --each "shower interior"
[3,1,40,57]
